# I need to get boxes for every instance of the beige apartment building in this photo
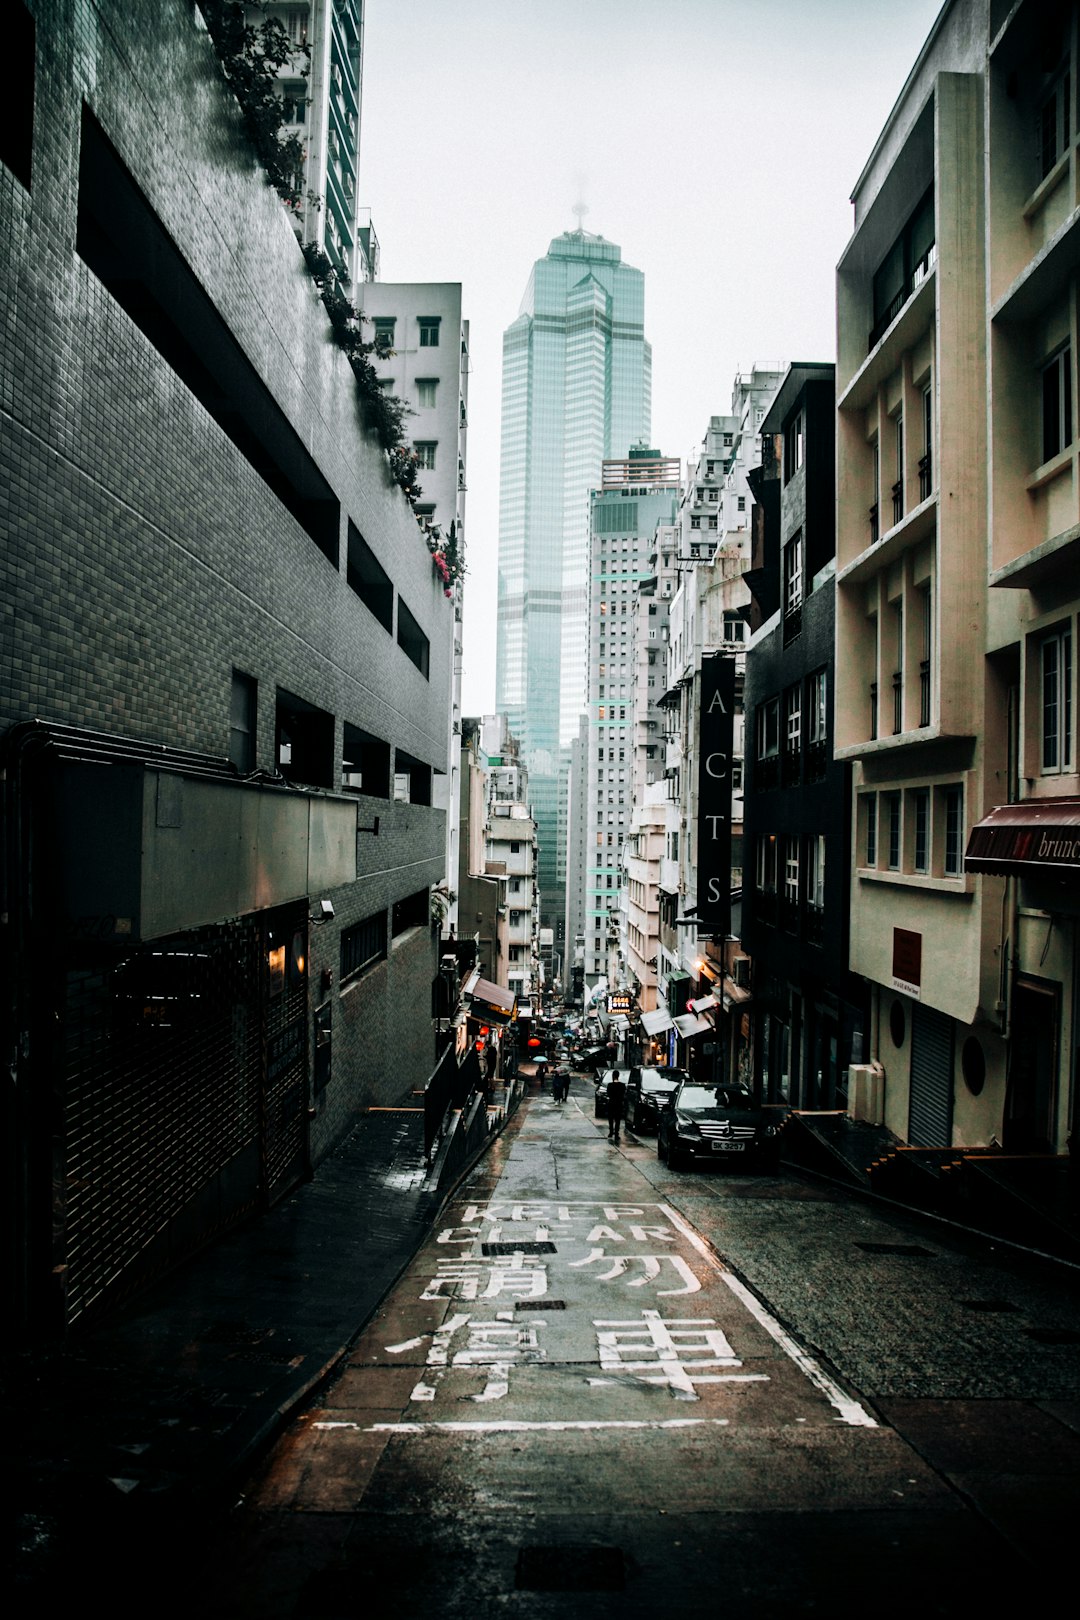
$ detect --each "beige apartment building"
[836,0,1079,1156]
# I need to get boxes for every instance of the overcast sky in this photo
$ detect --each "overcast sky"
[360,0,945,715]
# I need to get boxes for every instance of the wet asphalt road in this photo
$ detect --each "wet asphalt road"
[214,1084,1080,1618]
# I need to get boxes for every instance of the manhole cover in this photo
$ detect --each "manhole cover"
[1025,1327,1080,1345]
[515,1545,624,1592]
[959,1299,1017,1313]
[482,1241,557,1256]
[854,1242,933,1257]
[516,1299,566,1311]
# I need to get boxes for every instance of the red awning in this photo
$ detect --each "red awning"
[965,798,1080,874]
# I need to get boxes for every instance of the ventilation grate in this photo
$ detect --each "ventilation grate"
[482,1241,557,1256]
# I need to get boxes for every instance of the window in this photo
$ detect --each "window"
[755,698,780,759]
[783,683,801,774]
[276,688,335,788]
[397,598,430,678]
[943,786,963,877]
[737,496,746,512]
[416,377,438,407]
[919,587,932,727]
[1041,625,1073,772]
[783,532,803,644]
[394,749,432,805]
[806,834,825,910]
[920,384,933,500]
[892,412,904,524]
[229,670,257,772]
[1041,346,1073,464]
[418,317,441,347]
[372,317,395,351]
[784,411,804,481]
[1037,64,1071,180]
[342,722,391,797]
[3,1,34,190]
[347,522,393,632]
[886,793,901,871]
[865,795,877,866]
[756,834,778,893]
[414,441,437,470]
[340,911,388,984]
[807,669,827,745]
[723,433,733,448]
[393,888,429,936]
[913,788,929,873]
[280,81,307,123]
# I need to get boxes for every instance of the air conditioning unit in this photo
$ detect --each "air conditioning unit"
[732,956,750,990]
[342,770,363,789]
[847,1062,885,1125]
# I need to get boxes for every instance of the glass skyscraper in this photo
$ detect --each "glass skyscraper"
[496,229,651,961]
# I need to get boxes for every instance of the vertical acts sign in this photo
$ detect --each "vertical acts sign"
[696,652,736,938]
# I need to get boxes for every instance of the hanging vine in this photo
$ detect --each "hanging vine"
[201,2,463,587]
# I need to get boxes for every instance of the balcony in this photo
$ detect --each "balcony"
[869,683,878,741]
[918,452,932,503]
[891,480,904,527]
[868,243,937,351]
[869,503,879,545]
[892,670,903,735]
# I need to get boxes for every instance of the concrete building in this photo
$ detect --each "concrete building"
[2,0,452,1334]
[495,228,652,955]
[484,799,539,1001]
[255,1,375,284]
[743,363,869,1109]
[578,448,679,992]
[658,371,783,1065]
[836,0,1080,1158]
[358,281,470,938]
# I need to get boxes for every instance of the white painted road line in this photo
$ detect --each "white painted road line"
[659,1203,878,1428]
[314,1419,734,1433]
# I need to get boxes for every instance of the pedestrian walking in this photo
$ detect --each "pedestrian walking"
[606,1071,626,1141]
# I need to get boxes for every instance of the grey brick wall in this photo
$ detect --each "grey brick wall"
[2,0,453,1138]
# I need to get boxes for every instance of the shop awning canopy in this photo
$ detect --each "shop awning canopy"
[965,799,1080,874]
[690,992,721,1013]
[673,1012,713,1039]
[721,976,752,1008]
[464,975,517,1024]
[640,1008,674,1036]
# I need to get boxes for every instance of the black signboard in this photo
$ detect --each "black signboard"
[696,652,736,936]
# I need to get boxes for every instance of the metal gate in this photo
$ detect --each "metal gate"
[61,906,308,1326]
[908,1002,954,1147]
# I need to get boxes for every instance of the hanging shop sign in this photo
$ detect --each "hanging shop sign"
[696,651,737,937]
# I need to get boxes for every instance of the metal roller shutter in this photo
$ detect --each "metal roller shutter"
[908,1002,954,1147]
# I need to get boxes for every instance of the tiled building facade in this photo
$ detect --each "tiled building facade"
[2,0,452,1333]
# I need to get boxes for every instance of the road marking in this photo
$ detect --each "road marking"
[314,1419,733,1433]
[659,1203,877,1428]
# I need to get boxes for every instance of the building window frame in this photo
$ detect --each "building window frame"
[1041,623,1073,773]
[1041,344,1073,466]
[418,316,441,347]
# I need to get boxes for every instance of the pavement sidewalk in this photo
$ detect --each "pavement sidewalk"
[6,1105,467,1602]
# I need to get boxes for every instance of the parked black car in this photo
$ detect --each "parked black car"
[656,1081,784,1171]
[625,1066,686,1133]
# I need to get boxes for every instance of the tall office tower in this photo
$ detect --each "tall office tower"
[577,449,679,991]
[252,2,374,283]
[496,229,652,964]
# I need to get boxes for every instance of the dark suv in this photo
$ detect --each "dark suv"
[625,1066,686,1133]
[657,1081,785,1171]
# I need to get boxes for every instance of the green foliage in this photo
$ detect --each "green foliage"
[204,6,462,593]
[201,2,308,206]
